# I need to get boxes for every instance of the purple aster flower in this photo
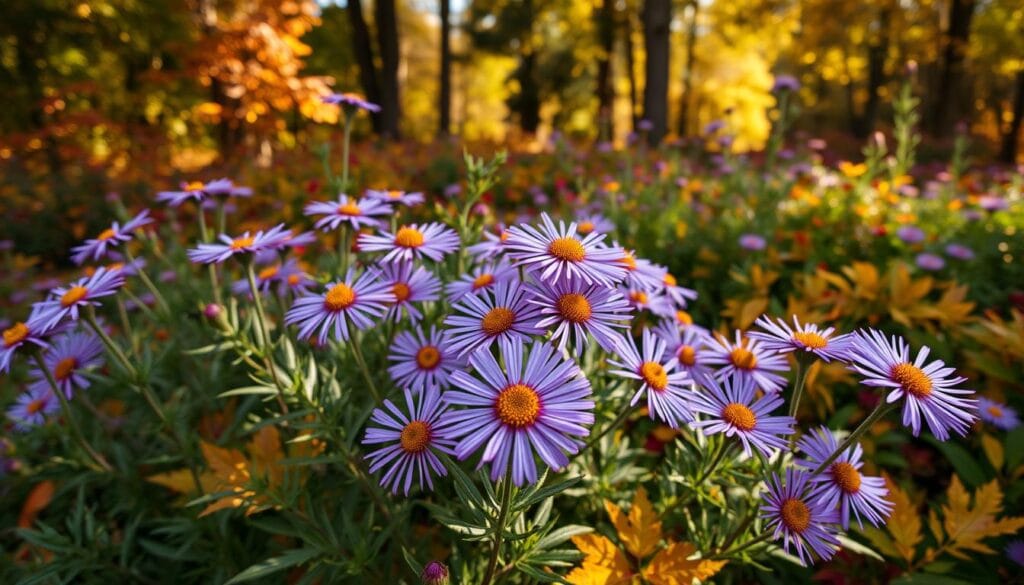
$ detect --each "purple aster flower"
[978,195,1008,211]
[304,194,392,231]
[1,311,51,373]
[321,92,381,113]
[231,259,314,297]
[504,213,627,287]
[1006,540,1024,567]
[609,329,694,427]
[621,287,675,318]
[739,234,767,251]
[388,327,466,391]
[662,272,698,309]
[690,375,795,457]
[618,247,667,292]
[444,282,543,357]
[847,329,976,441]
[30,331,103,398]
[652,321,713,384]
[358,223,460,264]
[202,178,252,197]
[528,277,631,352]
[704,331,790,393]
[796,427,893,530]
[365,189,425,207]
[944,243,975,260]
[976,397,1020,430]
[467,224,511,260]
[441,339,595,486]
[374,262,442,324]
[772,74,801,92]
[284,268,395,344]
[574,213,615,236]
[761,468,841,565]
[445,259,518,303]
[187,224,292,264]
[363,386,453,495]
[915,253,945,271]
[7,385,59,432]
[70,210,153,265]
[896,225,926,244]
[34,267,125,331]
[156,178,251,207]
[751,315,853,362]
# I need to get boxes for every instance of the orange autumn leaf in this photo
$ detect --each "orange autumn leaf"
[18,481,55,528]
[565,534,635,585]
[605,486,661,559]
[936,476,1024,559]
[641,542,727,585]
[883,475,921,563]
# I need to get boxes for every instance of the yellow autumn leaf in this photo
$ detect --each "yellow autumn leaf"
[247,426,285,488]
[566,534,634,585]
[940,477,1024,559]
[641,541,726,585]
[146,469,219,495]
[980,434,1004,470]
[605,487,662,559]
[883,474,921,564]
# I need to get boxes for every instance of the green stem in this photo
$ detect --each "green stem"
[811,401,897,476]
[695,438,733,486]
[246,261,289,414]
[713,529,772,560]
[581,402,633,453]
[338,228,351,274]
[125,249,170,317]
[788,355,812,419]
[482,468,515,585]
[32,353,112,472]
[341,113,353,192]
[196,210,222,305]
[348,323,381,403]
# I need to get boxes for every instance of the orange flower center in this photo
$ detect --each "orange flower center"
[3,322,29,347]
[830,462,862,494]
[323,283,357,312]
[495,383,541,428]
[721,402,757,431]
[987,405,1004,418]
[629,291,648,305]
[54,357,78,381]
[664,273,677,287]
[639,361,668,391]
[481,307,516,336]
[472,273,495,290]
[185,181,206,191]
[415,346,441,370]
[577,221,595,235]
[499,231,510,243]
[61,285,89,307]
[730,347,758,370]
[287,274,301,286]
[392,282,412,303]
[780,498,811,533]
[97,227,117,241]
[620,252,637,271]
[676,310,692,325]
[548,237,586,262]
[793,331,828,350]
[337,201,362,216]
[258,265,280,280]
[556,293,592,323]
[230,235,255,250]
[395,226,425,248]
[26,398,48,415]
[400,420,431,453]
[890,363,933,398]
[388,190,403,199]
[678,345,697,366]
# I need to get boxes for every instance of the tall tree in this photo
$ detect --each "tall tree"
[347,0,382,133]
[1001,71,1024,163]
[375,0,402,138]
[641,0,670,144]
[929,0,976,137]
[439,0,452,136]
[594,0,616,141]
[677,0,699,137]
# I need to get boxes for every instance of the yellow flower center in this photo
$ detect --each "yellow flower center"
[721,402,757,431]
[678,345,697,366]
[230,235,255,250]
[629,291,648,305]
[639,361,668,391]
[185,181,206,191]
[495,383,541,428]
[664,273,677,287]
[620,252,637,271]
[54,357,78,381]
[890,363,933,398]
[61,285,89,307]
[3,322,29,347]
[392,282,411,303]
[26,398,48,415]
[287,274,301,286]
[676,310,692,326]
[830,462,862,494]
[323,283,357,312]
[548,237,586,262]
[556,293,592,323]
[97,227,117,241]
[395,226,425,248]
[415,346,441,370]
[472,273,495,290]
[780,498,811,533]
[258,265,280,280]
[499,231,510,243]
[337,201,361,216]
[987,405,1004,418]
[388,190,403,199]
[400,420,431,454]
[730,347,758,370]
[793,331,828,350]
[577,221,595,235]
[481,307,516,336]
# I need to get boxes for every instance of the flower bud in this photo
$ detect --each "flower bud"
[421,561,449,585]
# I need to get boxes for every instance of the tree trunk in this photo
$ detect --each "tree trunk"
[1000,70,1024,164]
[594,0,615,141]
[375,0,402,139]
[438,0,452,137]
[856,6,891,139]
[930,0,975,138]
[677,0,698,137]
[515,0,540,135]
[624,10,639,131]
[641,0,670,145]
[347,0,382,133]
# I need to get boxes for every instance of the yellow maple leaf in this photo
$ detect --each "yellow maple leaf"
[939,477,1024,559]
[884,475,921,564]
[565,534,635,585]
[605,487,662,559]
[641,542,726,585]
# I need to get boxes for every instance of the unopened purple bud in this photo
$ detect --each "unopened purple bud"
[204,303,223,319]
[421,561,449,585]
